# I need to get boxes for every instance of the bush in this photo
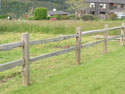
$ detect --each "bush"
[0,14,8,19]
[81,14,97,21]
[108,13,117,20]
[50,15,60,20]
[49,15,69,20]
[26,16,35,20]
[68,14,75,20]
[60,15,69,20]
[34,7,47,20]
[46,16,51,20]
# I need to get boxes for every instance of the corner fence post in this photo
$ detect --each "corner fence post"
[104,24,108,54]
[21,33,30,86]
[75,27,82,65]
[120,23,125,46]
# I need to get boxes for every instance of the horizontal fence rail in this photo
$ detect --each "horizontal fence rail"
[82,29,105,35]
[0,41,23,51]
[30,34,77,45]
[82,26,122,36]
[108,26,122,31]
[30,35,122,63]
[0,35,121,72]
[30,46,76,63]
[0,23,125,86]
[0,59,24,72]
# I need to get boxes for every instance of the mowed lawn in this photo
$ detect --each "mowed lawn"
[12,46,125,94]
[0,32,124,94]
[0,20,124,94]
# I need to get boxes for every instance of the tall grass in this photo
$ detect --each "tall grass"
[0,20,123,35]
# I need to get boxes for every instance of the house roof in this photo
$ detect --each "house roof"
[48,11,70,15]
[85,0,125,4]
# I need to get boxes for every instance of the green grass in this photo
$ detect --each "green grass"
[0,32,122,94]
[0,20,124,94]
[12,47,125,94]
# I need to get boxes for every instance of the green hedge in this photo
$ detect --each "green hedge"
[49,15,69,20]
[50,15,60,20]
[34,7,47,20]
[0,14,8,19]
[81,14,97,21]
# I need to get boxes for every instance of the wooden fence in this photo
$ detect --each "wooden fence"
[0,23,125,86]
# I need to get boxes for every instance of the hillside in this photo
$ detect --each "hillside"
[1,0,67,18]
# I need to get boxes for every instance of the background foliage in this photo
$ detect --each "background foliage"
[0,0,67,18]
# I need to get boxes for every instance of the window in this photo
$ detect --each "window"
[90,3,95,8]
[100,3,106,9]
[103,4,106,9]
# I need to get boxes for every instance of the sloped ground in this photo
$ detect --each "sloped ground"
[11,47,125,94]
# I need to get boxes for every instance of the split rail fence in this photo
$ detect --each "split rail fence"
[0,23,125,86]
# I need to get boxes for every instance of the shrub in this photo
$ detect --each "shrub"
[68,14,75,20]
[50,15,60,20]
[26,16,34,20]
[108,13,117,20]
[49,15,69,20]
[34,7,47,20]
[81,14,97,21]
[46,16,51,20]
[60,15,69,20]
[0,14,8,19]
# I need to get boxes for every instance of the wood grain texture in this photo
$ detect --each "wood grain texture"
[21,33,30,86]
[30,34,77,45]
[0,59,24,72]
[108,26,122,31]
[75,27,82,65]
[0,41,23,51]
[82,26,122,36]
[104,24,108,54]
[120,23,125,46]
[82,29,105,35]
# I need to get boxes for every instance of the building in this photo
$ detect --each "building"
[0,0,2,14]
[48,8,70,16]
[85,0,125,19]
[0,0,7,15]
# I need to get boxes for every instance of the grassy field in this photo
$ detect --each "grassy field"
[12,47,125,94]
[0,20,124,94]
[0,20,123,35]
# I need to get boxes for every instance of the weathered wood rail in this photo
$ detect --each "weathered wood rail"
[0,23,125,86]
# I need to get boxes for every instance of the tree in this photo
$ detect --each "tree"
[34,7,47,20]
[65,0,85,18]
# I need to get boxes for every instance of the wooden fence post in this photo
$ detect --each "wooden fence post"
[120,23,125,46]
[75,27,82,65]
[21,33,30,86]
[104,24,108,54]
